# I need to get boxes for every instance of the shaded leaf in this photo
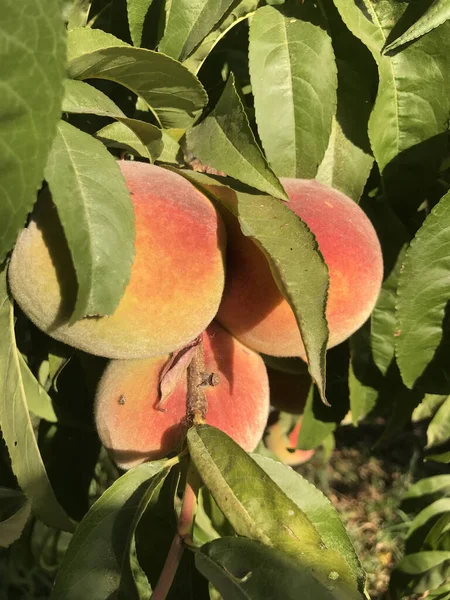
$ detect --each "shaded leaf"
[67,27,207,128]
[405,498,450,553]
[0,270,74,532]
[177,170,329,402]
[402,475,450,513]
[186,75,287,200]
[127,0,154,47]
[45,120,135,323]
[396,191,450,389]
[0,488,31,548]
[159,0,235,61]
[52,460,170,599]
[0,0,66,262]
[62,79,163,161]
[183,0,257,74]
[428,396,450,449]
[390,551,450,597]
[249,4,337,179]
[19,355,58,423]
[188,425,363,599]
[197,537,338,599]
[385,0,450,52]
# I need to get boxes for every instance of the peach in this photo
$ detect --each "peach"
[94,322,270,469]
[265,417,315,467]
[216,179,383,357]
[8,161,226,359]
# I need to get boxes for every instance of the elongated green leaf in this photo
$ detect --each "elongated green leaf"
[67,28,207,128]
[62,79,163,161]
[333,0,450,177]
[249,4,337,179]
[396,191,450,389]
[186,75,287,200]
[52,460,170,599]
[183,0,257,74]
[426,514,450,551]
[413,395,447,423]
[127,0,154,46]
[402,475,450,513]
[197,537,338,599]
[385,0,450,52]
[0,270,74,532]
[429,581,450,598]
[188,425,363,599]
[316,117,372,204]
[159,0,235,61]
[428,396,450,449]
[177,170,329,402]
[426,451,450,464]
[252,455,364,587]
[0,488,31,548]
[19,355,57,423]
[390,551,450,597]
[406,498,450,553]
[44,121,135,323]
[0,0,66,262]
[296,387,337,448]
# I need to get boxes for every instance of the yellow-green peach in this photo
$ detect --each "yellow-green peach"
[94,322,270,469]
[8,161,226,358]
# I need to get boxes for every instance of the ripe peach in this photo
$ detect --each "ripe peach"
[216,179,383,357]
[265,417,314,467]
[8,161,226,359]
[94,322,270,469]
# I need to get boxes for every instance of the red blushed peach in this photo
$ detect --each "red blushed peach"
[8,161,226,359]
[265,417,315,467]
[216,179,383,357]
[94,322,270,469]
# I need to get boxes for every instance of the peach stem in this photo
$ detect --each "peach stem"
[187,335,208,425]
[150,462,199,600]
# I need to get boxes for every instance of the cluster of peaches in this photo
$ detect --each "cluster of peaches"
[8,161,383,469]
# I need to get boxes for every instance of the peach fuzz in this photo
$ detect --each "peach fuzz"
[94,322,270,469]
[8,161,226,359]
[216,179,383,357]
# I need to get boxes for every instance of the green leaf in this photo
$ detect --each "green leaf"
[0,488,31,548]
[349,322,382,425]
[19,355,58,423]
[402,475,450,513]
[296,387,337,448]
[390,551,450,597]
[67,27,207,128]
[127,0,154,47]
[159,0,236,61]
[0,0,66,262]
[196,537,338,599]
[427,451,450,464]
[44,121,135,323]
[186,75,287,200]
[183,0,257,74]
[429,581,450,599]
[333,0,450,175]
[428,396,450,449]
[62,79,163,161]
[384,0,450,52]
[413,394,448,422]
[425,513,450,552]
[65,0,92,29]
[52,460,170,599]
[176,170,329,402]
[187,425,363,599]
[0,270,74,532]
[249,4,337,179]
[396,191,450,389]
[405,498,450,553]
[252,455,364,587]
